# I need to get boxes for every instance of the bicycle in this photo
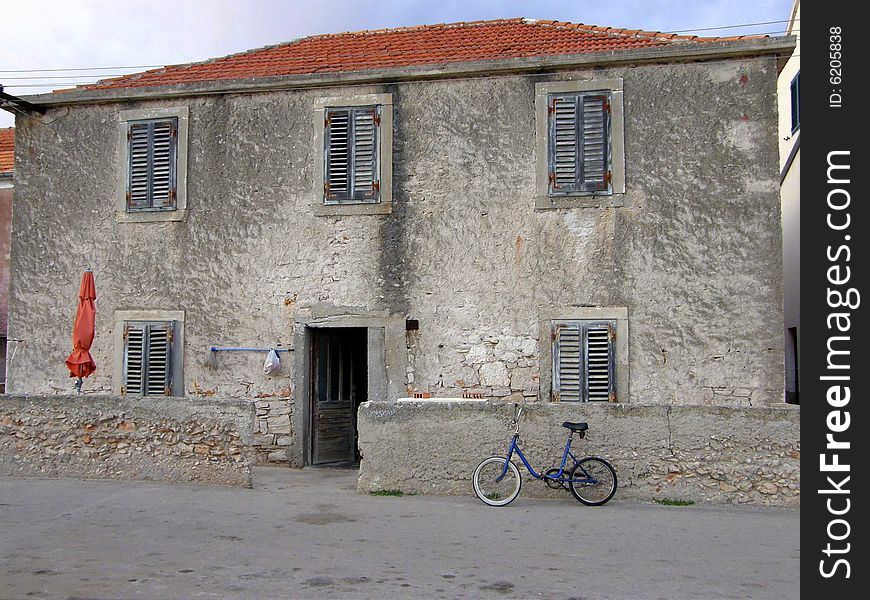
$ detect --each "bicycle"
[472,403,617,507]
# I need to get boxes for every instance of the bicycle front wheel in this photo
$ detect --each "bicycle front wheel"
[569,457,617,506]
[473,456,522,506]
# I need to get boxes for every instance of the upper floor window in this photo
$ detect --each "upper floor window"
[313,94,393,216]
[535,79,625,209]
[324,106,381,203]
[126,118,177,211]
[790,71,800,133]
[117,107,188,222]
[547,91,611,195]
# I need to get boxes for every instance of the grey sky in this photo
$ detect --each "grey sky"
[1,0,794,128]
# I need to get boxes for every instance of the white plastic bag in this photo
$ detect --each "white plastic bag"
[263,349,281,375]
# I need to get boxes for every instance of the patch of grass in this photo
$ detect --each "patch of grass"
[370,489,405,497]
[654,498,696,506]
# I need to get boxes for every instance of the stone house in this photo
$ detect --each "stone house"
[5,19,795,467]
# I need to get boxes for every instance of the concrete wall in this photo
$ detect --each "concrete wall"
[358,400,800,507]
[1,394,255,486]
[8,55,785,463]
[781,150,800,401]
[1,183,11,393]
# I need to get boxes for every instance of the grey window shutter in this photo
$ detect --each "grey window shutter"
[122,323,146,395]
[325,109,350,200]
[790,72,800,132]
[122,321,173,396]
[553,320,616,402]
[127,124,151,210]
[127,119,177,211]
[145,323,173,396]
[547,92,611,195]
[585,322,615,402]
[352,107,379,200]
[324,106,380,203]
[548,95,579,193]
[579,95,609,193]
[553,322,582,402]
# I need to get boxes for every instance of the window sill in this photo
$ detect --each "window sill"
[117,209,186,223]
[314,202,391,216]
[534,194,624,210]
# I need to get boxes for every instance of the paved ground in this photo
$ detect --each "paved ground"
[0,467,799,600]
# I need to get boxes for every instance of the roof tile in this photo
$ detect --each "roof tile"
[0,128,14,174]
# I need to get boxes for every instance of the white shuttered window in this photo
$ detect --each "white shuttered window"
[552,320,616,402]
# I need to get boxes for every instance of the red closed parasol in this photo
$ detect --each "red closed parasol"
[65,269,97,392]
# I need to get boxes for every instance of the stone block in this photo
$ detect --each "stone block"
[479,362,509,387]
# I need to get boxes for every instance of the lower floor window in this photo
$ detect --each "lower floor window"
[122,321,175,396]
[552,320,616,402]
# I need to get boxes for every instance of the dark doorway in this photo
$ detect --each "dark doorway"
[310,327,368,465]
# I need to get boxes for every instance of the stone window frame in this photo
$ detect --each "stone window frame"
[312,93,393,216]
[113,309,185,396]
[117,106,189,223]
[538,307,629,403]
[535,78,625,210]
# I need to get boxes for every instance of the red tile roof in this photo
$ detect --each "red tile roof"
[78,18,760,91]
[0,128,13,174]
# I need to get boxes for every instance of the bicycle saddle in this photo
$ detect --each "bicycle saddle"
[562,421,588,432]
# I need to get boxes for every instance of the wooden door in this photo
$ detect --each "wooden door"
[311,328,366,465]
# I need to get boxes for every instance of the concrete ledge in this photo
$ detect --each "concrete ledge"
[1,394,256,487]
[358,401,800,507]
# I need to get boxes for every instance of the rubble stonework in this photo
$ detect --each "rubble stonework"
[1,395,255,486]
[358,400,800,507]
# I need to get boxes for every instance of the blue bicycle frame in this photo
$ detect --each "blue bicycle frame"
[497,432,595,485]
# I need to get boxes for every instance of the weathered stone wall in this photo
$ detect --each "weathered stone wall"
[1,394,255,486]
[358,400,800,507]
[8,54,784,464]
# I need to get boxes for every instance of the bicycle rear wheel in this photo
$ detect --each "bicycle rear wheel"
[473,456,522,506]
[568,457,617,506]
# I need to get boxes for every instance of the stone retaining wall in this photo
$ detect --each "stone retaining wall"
[1,394,255,487]
[358,400,800,507]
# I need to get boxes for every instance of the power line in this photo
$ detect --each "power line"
[669,18,797,34]
[1,75,131,81]
[0,65,163,74]
[1,83,93,88]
